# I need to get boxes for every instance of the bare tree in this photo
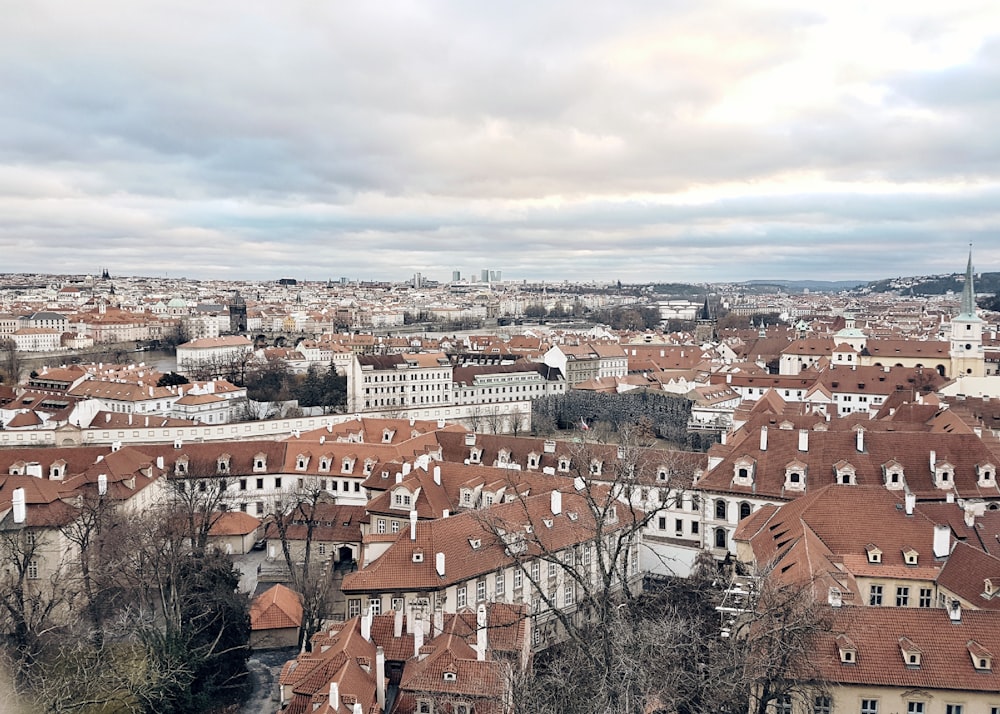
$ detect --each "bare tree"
[0,338,21,384]
[267,478,337,650]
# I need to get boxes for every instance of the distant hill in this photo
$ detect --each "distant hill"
[864,272,1000,296]
[740,280,866,293]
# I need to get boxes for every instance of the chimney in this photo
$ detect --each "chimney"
[759,426,768,451]
[394,608,403,638]
[414,616,424,658]
[550,490,562,515]
[437,418,445,429]
[574,476,585,491]
[974,426,983,438]
[946,491,955,504]
[435,552,445,577]
[828,588,843,608]
[410,510,418,541]
[476,603,487,661]
[376,646,386,711]
[353,703,363,714]
[402,462,411,476]
[905,492,916,516]
[929,450,936,473]
[964,506,976,528]
[720,431,727,446]
[361,606,373,641]
[25,462,42,479]
[465,432,476,446]
[12,488,26,524]
[409,417,415,426]
[798,429,808,452]
[442,509,449,518]
[948,599,962,623]
[329,682,339,711]
[726,373,732,383]
[98,473,107,496]
[434,608,443,636]
[156,455,164,469]
[433,466,441,485]
[933,524,951,559]
[395,473,402,484]
[856,428,864,453]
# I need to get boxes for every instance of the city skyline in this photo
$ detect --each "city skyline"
[2,2,999,282]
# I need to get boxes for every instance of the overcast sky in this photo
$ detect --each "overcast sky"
[1,1,999,284]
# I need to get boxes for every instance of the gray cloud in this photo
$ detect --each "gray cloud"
[0,1,998,283]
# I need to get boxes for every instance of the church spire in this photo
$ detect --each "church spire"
[960,247,978,318]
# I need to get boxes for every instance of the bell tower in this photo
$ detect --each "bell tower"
[949,249,985,378]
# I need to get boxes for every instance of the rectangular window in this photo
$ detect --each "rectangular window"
[675,518,684,535]
[391,520,400,533]
[391,597,404,612]
[775,695,792,714]
[457,586,467,608]
[908,703,925,714]
[869,584,883,606]
[495,572,505,595]
[368,597,381,615]
[531,561,540,581]
[896,586,910,607]
[691,521,700,535]
[919,588,932,608]
[514,568,523,590]
[564,582,575,606]
[256,478,264,489]
[658,516,667,530]
[861,699,879,714]
[27,560,39,580]
[583,544,592,566]
[239,478,247,491]
[376,519,386,534]
[476,580,487,602]
[945,706,963,714]
[274,477,282,488]
[348,599,361,617]
[548,561,558,579]
[813,696,831,714]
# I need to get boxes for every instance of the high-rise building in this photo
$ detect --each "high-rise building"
[452,270,461,282]
[481,269,490,283]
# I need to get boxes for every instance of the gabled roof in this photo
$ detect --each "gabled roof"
[251,584,303,631]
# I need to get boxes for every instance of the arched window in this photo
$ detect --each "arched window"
[739,502,752,520]
[715,499,727,520]
[714,527,727,549]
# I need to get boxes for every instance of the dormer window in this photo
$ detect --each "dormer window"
[363,459,375,476]
[443,671,457,682]
[968,640,992,671]
[866,544,882,564]
[497,449,511,465]
[175,456,188,475]
[295,454,308,471]
[834,460,856,486]
[986,578,996,597]
[977,463,996,488]
[461,489,473,506]
[527,453,540,469]
[903,548,919,566]
[883,460,905,490]
[469,538,481,550]
[899,637,922,667]
[382,429,395,444]
[412,549,424,563]
[318,457,331,472]
[589,460,603,476]
[217,455,230,474]
[341,457,355,474]
[253,454,267,472]
[837,634,857,664]
[469,448,482,465]
[657,467,669,482]
[557,458,570,473]
[49,463,65,480]
[393,490,412,508]
[784,461,807,491]
[934,460,955,490]
[732,456,755,486]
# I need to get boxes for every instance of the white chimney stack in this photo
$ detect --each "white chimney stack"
[376,646,386,711]
[856,428,864,452]
[402,462,411,476]
[476,603,488,661]
[361,606,373,641]
[98,473,107,496]
[410,510,418,541]
[828,588,843,608]
[433,466,441,485]
[436,552,445,577]
[759,426,768,451]
[353,702,363,714]
[929,450,936,472]
[156,456,164,470]
[414,616,424,658]
[933,524,951,559]
[329,682,339,711]
[394,608,403,638]
[905,491,916,516]
[948,599,962,623]
[434,608,443,636]
[798,429,809,452]
[964,506,976,529]
[12,488,26,524]
[550,490,562,515]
